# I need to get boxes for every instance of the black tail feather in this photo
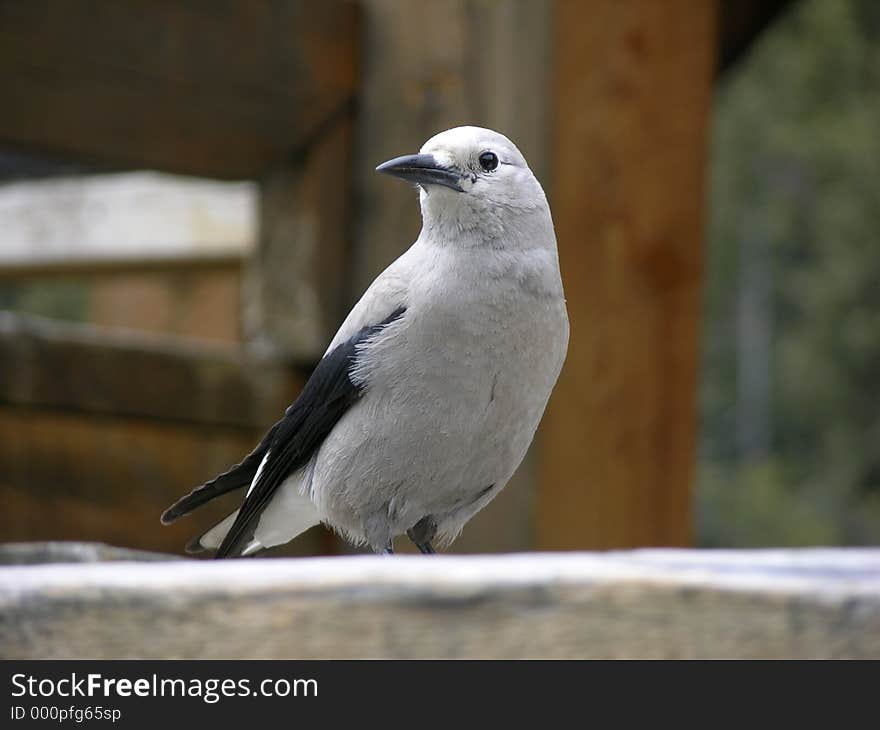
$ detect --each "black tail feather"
[161,471,247,525]
[160,423,279,525]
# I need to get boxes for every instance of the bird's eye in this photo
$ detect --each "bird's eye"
[478,151,499,172]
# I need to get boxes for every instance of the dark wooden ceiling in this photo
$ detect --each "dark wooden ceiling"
[718,0,797,74]
[0,0,358,179]
[0,1,796,181]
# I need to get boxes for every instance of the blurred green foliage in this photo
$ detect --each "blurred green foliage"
[0,279,89,323]
[698,0,880,546]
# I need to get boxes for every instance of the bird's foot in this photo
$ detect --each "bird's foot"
[414,541,435,555]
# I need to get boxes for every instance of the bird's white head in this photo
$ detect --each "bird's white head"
[376,126,552,247]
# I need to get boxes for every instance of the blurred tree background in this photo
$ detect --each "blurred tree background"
[698,0,880,546]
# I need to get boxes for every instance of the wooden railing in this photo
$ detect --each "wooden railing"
[2,547,877,658]
[0,312,320,556]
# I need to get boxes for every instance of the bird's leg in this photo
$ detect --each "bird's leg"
[381,542,394,555]
[407,516,437,555]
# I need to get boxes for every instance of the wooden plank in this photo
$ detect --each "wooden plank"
[0,252,244,278]
[0,172,255,268]
[0,407,326,556]
[4,551,878,659]
[536,0,717,549]
[0,0,358,179]
[0,312,300,428]
[244,114,354,360]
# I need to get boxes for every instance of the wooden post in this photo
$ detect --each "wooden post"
[536,0,717,549]
[245,115,355,360]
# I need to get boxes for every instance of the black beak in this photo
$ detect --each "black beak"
[375,153,463,192]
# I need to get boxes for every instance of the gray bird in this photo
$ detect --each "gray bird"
[161,126,569,557]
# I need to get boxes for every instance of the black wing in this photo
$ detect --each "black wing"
[214,305,406,558]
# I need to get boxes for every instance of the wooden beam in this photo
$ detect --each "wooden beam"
[0,172,255,268]
[0,312,300,429]
[536,0,717,549]
[0,253,243,279]
[244,114,354,360]
[0,0,358,179]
